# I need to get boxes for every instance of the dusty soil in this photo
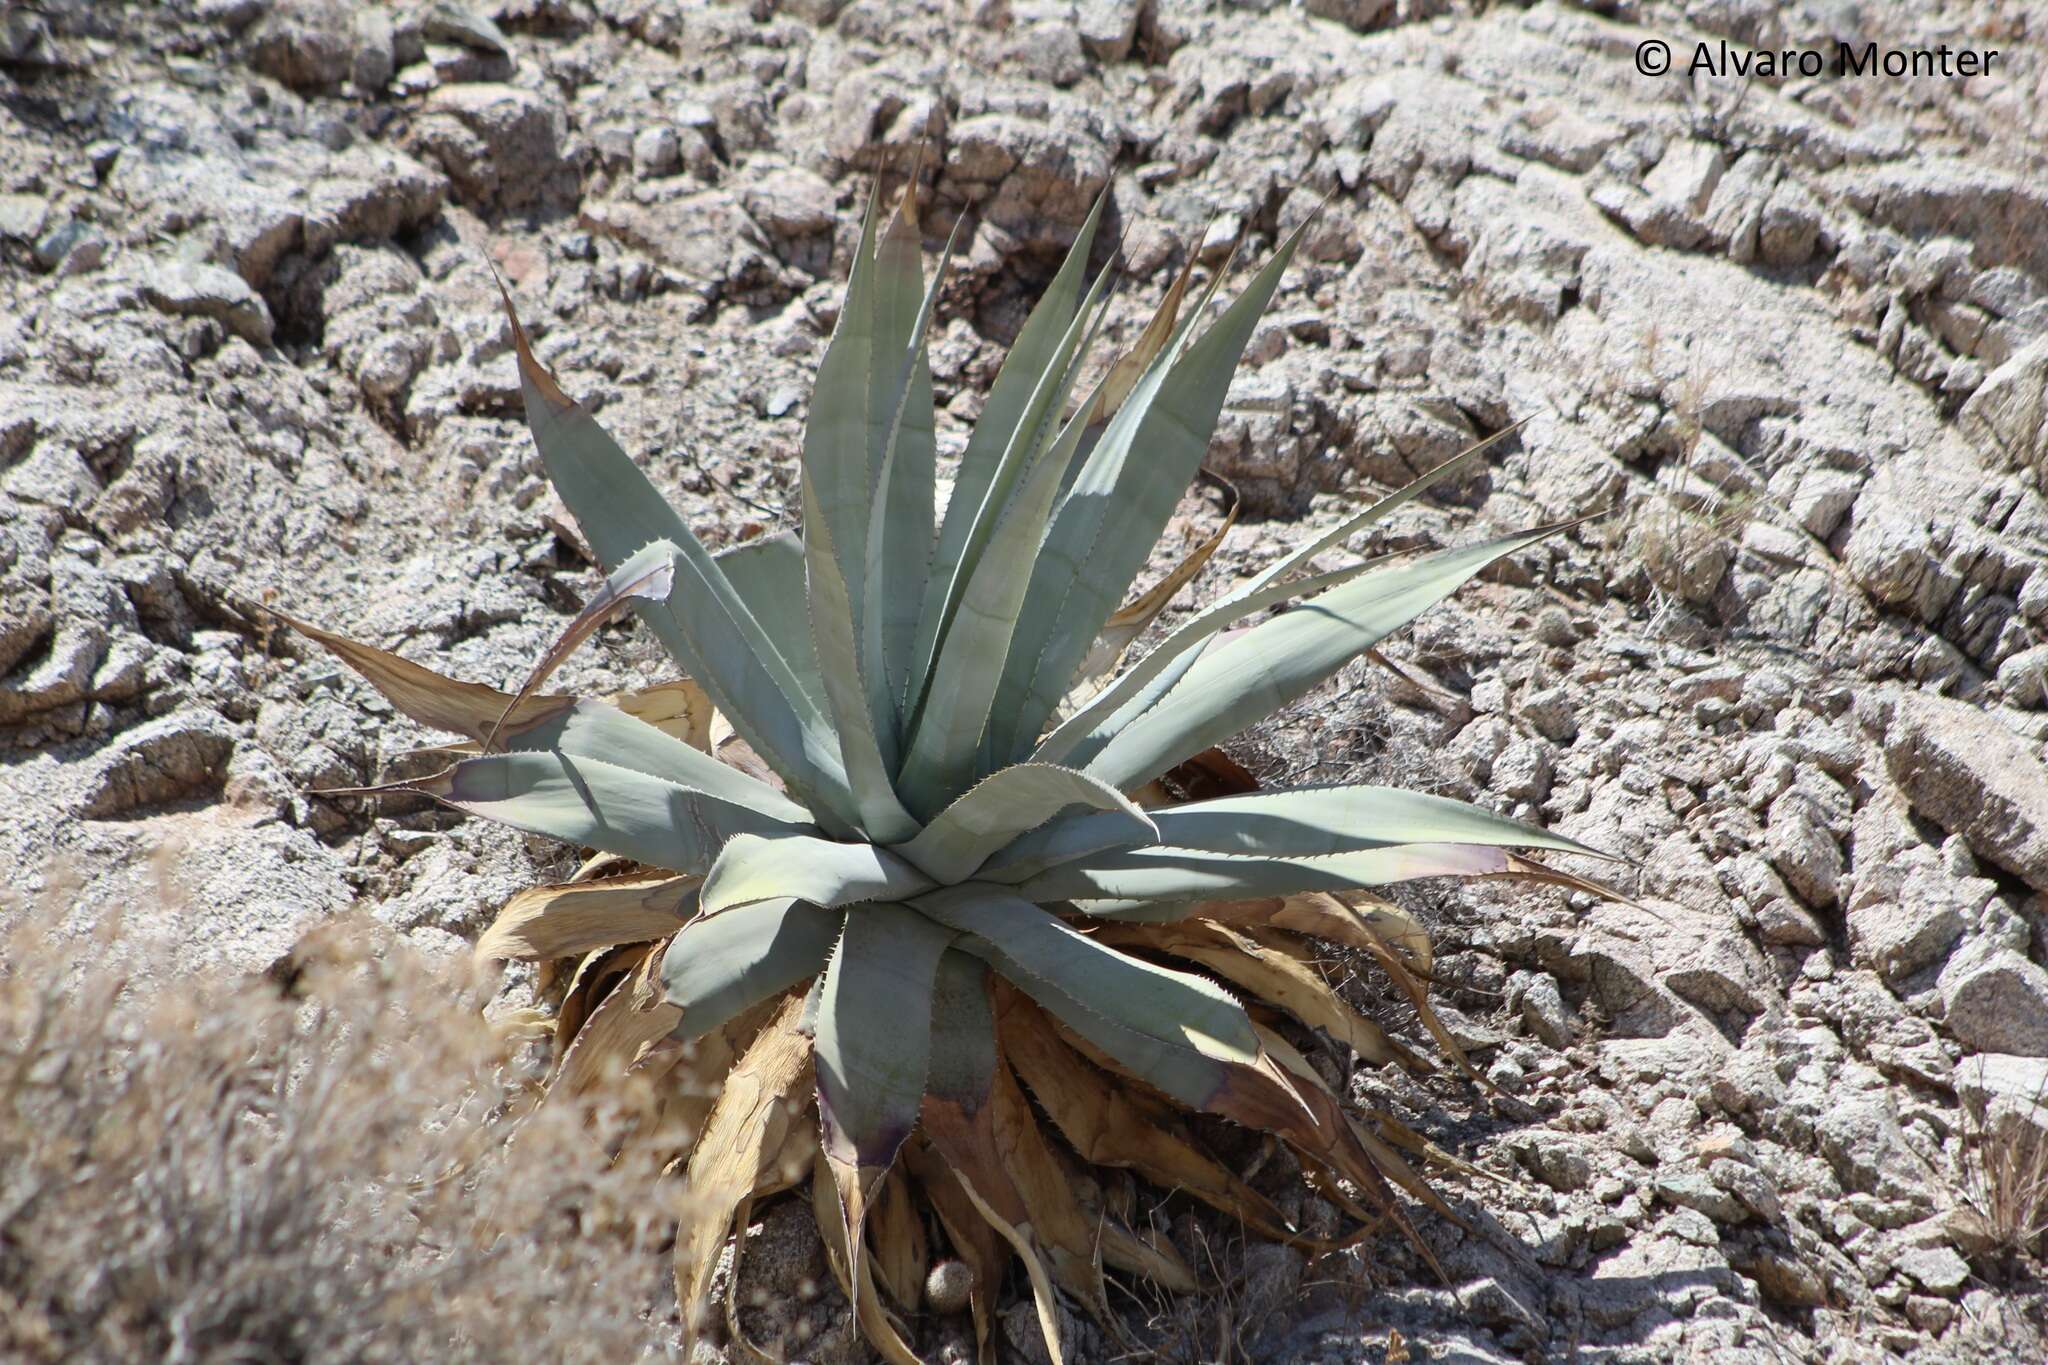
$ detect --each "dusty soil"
[6,0,2048,1360]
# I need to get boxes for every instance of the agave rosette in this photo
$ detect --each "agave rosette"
[289,183,1606,1363]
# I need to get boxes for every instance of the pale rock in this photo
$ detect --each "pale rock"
[1491,736,1554,802]
[1814,1092,1930,1201]
[1006,21,1086,87]
[1895,1245,1970,1298]
[247,0,355,92]
[1955,1053,2048,1135]
[1510,969,1574,1048]
[1788,467,1861,539]
[741,165,838,239]
[142,260,275,346]
[1847,864,1982,981]
[1880,688,2048,890]
[77,710,239,818]
[632,125,680,178]
[1940,943,2048,1057]
[420,2,510,59]
[410,84,566,210]
[1708,1159,1783,1224]
[1740,1248,1827,1308]
[944,105,1113,252]
[1073,0,1140,61]
[1959,335,2048,488]
[1464,216,1588,324]
[1841,490,1959,625]
[1701,152,1775,262]
[1990,640,2048,708]
[350,6,394,93]
[1449,713,1511,785]
[826,63,947,170]
[34,220,109,276]
[1758,899,1828,947]
[1518,684,1577,742]
[1644,140,1727,217]
[1499,104,1625,174]
[1302,0,1396,34]
[0,192,51,242]
[1655,1167,1746,1223]
[1765,791,1843,909]
[1758,175,1824,267]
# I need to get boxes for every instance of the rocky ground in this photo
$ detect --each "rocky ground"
[6,0,2048,1360]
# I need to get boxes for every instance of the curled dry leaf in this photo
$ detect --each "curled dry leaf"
[999,991,1299,1244]
[673,994,816,1342]
[474,873,697,963]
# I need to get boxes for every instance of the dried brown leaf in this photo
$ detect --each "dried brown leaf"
[1070,493,1239,699]
[1099,919,1424,1071]
[999,995,1298,1243]
[474,873,697,964]
[903,1138,1003,1365]
[672,994,815,1342]
[868,1163,929,1314]
[811,1149,923,1365]
[273,611,569,742]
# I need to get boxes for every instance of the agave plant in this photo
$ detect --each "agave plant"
[286,182,1605,1363]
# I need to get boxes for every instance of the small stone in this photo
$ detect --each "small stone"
[1709,1159,1783,1224]
[1998,643,2048,707]
[1882,688,2048,891]
[1073,0,1139,60]
[1518,684,1577,742]
[412,84,565,211]
[1848,864,1979,981]
[1198,214,1242,264]
[1758,176,1823,267]
[1895,1245,1970,1297]
[1955,1052,2048,1135]
[1696,1131,1755,1166]
[1644,140,1726,215]
[248,0,355,92]
[33,220,109,275]
[1743,1249,1827,1308]
[1512,970,1573,1049]
[0,192,51,241]
[1940,946,2048,1057]
[633,125,681,178]
[764,385,801,419]
[741,166,838,238]
[1302,0,1396,33]
[1905,1295,1956,1334]
[1515,1132,1592,1192]
[1654,1168,1747,1224]
[1766,793,1843,909]
[1533,604,1577,646]
[142,259,274,347]
[1959,334,2048,488]
[78,710,238,818]
[420,1,510,57]
[1492,737,1553,803]
[1757,899,1827,947]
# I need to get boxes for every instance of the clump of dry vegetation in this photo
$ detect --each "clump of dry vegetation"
[1963,1095,2048,1269]
[0,906,676,1364]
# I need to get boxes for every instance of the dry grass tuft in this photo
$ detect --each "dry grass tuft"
[0,904,680,1364]
[1962,1100,2048,1267]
